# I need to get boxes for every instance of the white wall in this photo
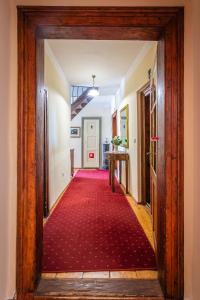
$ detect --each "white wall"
[112,43,157,201]
[45,44,71,208]
[0,0,199,299]
[70,95,113,168]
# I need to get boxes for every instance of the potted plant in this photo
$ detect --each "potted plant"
[111,136,122,151]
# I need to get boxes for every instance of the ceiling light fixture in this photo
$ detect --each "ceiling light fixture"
[88,74,100,97]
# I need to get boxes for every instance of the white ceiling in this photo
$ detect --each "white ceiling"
[46,40,152,92]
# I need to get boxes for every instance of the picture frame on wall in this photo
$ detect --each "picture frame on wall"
[70,127,81,138]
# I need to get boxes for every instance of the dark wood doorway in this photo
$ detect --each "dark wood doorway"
[43,89,49,218]
[17,6,184,300]
[150,77,158,250]
[112,111,118,168]
[138,79,158,250]
[144,95,151,208]
[137,82,151,208]
[145,93,151,207]
[112,110,117,139]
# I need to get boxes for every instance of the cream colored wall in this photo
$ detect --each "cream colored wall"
[113,43,157,201]
[184,0,200,299]
[0,1,16,300]
[0,0,199,299]
[44,45,71,209]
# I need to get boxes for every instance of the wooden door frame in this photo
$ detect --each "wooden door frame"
[17,6,184,300]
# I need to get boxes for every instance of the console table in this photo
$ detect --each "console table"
[106,151,129,193]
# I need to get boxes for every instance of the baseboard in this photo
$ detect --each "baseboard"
[43,178,73,225]
[126,189,152,217]
[7,292,16,300]
[120,182,153,229]
[119,182,137,202]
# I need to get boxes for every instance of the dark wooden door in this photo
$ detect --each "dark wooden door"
[144,94,151,207]
[112,111,117,138]
[43,89,49,218]
[138,83,151,208]
[112,111,118,168]
[150,82,158,248]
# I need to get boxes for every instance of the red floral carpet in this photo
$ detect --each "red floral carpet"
[43,169,156,272]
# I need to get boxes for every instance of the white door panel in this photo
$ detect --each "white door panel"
[87,136,96,148]
[83,118,100,168]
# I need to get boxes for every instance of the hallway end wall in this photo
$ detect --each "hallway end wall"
[70,96,113,168]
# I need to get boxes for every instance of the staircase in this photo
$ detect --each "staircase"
[71,86,96,120]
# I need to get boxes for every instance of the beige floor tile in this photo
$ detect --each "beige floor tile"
[136,270,158,279]
[41,273,56,279]
[110,271,137,279]
[56,272,83,279]
[83,271,109,278]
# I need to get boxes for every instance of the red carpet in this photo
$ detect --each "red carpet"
[43,169,156,272]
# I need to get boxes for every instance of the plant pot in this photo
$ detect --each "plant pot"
[114,145,118,151]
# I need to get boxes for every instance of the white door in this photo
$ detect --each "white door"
[83,118,100,168]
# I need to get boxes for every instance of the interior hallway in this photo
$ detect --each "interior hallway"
[1,2,200,300]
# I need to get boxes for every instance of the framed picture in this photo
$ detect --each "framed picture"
[70,127,81,138]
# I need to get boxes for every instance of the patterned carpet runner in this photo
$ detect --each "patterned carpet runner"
[43,169,156,272]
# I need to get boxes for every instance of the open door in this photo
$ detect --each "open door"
[137,82,151,206]
[112,111,117,140]
[138,78,157,249]
[112,111,118,169]
[43,89,49,217]
[143,93,151,208]
[138,64,158,249]
[150,79,158,249]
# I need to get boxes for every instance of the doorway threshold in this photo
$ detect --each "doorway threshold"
[35,278,163,299]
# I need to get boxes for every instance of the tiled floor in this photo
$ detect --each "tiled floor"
[42,182,157,280]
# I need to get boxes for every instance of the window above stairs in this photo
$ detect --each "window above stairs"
[71,85,98,120]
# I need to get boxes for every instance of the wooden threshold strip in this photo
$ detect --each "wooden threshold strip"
[35,278,164,299]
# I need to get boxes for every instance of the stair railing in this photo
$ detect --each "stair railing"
[71,85,91,103]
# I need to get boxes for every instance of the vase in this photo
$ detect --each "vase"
[114,145,118,151]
